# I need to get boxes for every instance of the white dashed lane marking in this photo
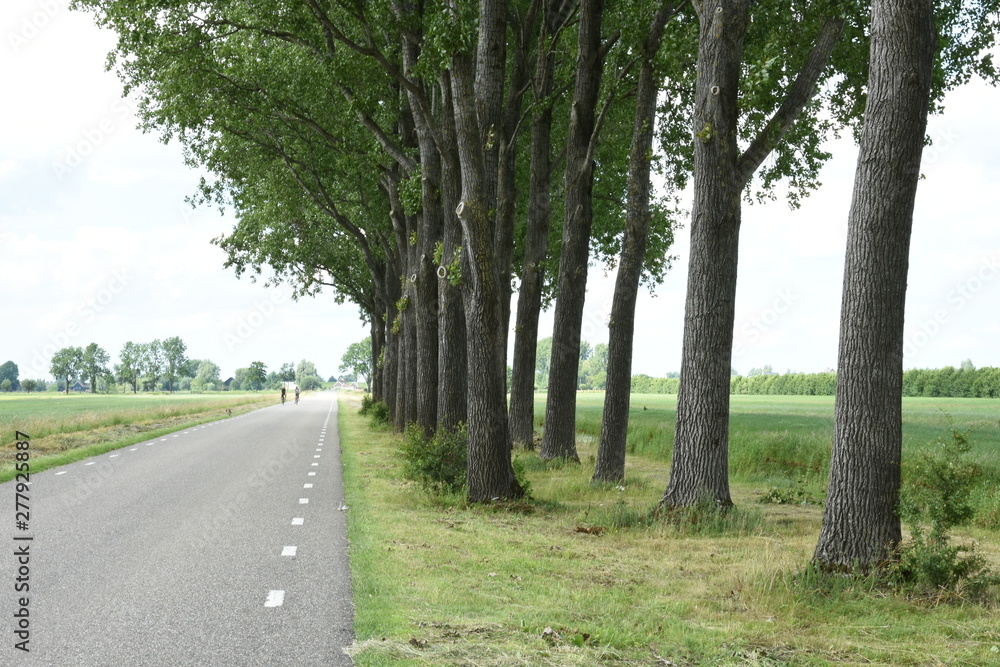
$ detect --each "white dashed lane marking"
[264,590,285,607]
[304,484,313,489]
[281,546,297,557]
[85,462,95,466]
[55,471,67,476]
[307,472,316,477]
[299,498,309,504]
[291,518,304,526]
[109,455,120,458]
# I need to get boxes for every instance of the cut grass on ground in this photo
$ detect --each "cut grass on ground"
[0,392,276,481]
[339,392,1000,666]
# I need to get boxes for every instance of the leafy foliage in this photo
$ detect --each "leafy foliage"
[400,423,468,494]
[889,428,997,596]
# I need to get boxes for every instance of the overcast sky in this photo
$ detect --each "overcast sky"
[3,1,998,384]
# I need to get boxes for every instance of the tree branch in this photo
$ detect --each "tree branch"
[737,16,845,187]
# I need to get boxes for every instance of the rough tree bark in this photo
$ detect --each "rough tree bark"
[662,4,844,507]
[661,0,750,506]
[509,0,571,450]
[814,0,935,569]
[437,70,469,432]
[593,1,677,484]
[451,0,523,502]
[540,0,608,462]
[400,27,441,436]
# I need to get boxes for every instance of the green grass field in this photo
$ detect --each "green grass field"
[0,391,275,480]
[567,393,1000,483]
[340,391,1000,666]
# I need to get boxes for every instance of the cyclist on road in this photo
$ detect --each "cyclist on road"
[294,385,300,404]
[280,386,287,404]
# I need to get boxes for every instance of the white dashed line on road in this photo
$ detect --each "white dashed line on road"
[85,462,95,466]
[299,498,309,504]
[291,518,304,526]
[307,472,316,476]
[310,463,318,467]
[264,590,285,607]
[109,455,120,458]
[304,484,313,489]
[314,455,321,458]
[281,546,297,557]
[55,471,67,476]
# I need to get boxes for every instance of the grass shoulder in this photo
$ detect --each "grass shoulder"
[338,393,1000,666]
[0,392,275,482]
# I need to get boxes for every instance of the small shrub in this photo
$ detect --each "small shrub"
[400,423,468,493]
[368,400,390,427]
[890,428,997,597]
[758,477,824,506]
[512,455,533,500]
[359,393,374,416]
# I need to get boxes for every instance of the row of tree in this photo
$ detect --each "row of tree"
[617,364,1000,398]
[79,0,998,571]
[41,338,323,394]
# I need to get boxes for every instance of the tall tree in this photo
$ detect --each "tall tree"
[340,337,373,387]
[247,361,267,391]
[662,2,847,508]
[81,342,111,393]
[162,336,187,392]
[540,0,613,462]
[140,339,164,392]
[0,361,19,392]
[594,1,684,483]
[117,341,142,394]
[813,0,936,569]
[507,0,573,449]
[50,347,83,394]
[449,0,524,501]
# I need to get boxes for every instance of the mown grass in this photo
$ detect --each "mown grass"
[339,392,1000,665]
[0,392,275,481]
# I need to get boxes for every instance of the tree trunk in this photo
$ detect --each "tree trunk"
[661,0,750,507]
[494,9,535,375]
[400,32,441,436]
[437,70,469,432]
[369,314,385,402]
[814,0,935,569]
[593,3,674,484]
[508,0,563,450]
[450,0,523,502]
[539,0,607,462]
[660,3,842,507]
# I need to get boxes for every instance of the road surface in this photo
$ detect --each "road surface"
[1,392,353,666]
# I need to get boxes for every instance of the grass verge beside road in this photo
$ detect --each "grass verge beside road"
[0,392,275,481]
[339,392,1000,666]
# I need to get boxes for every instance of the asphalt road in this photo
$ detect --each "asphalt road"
[0,392,353,666]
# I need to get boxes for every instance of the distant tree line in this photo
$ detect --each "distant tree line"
[624,362,1000,399]
[5,340,324,395]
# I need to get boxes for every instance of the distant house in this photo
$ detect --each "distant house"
[333,380,360,391]
[223,377,235,390]
[70,381,91,392]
